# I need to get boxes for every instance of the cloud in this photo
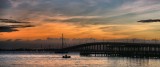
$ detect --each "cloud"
[43,18,61,22]
[0,26,18,32]
[7,0,123,20]
[43,16,116,26]
[2,0,160,26]
[0,19,35,32]
[0,25,35,32]
[0,18,30,23]
[99,25,152,36]
[2,0,159,25]
[61,18,109,25]
[138,19,160,23]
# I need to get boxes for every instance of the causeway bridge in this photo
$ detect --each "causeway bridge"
[62,42,160,58]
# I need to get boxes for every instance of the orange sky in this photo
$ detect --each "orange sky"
[1,21,160,40]
[0,22,127,40]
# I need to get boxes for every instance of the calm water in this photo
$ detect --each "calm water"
[0,52,160,67]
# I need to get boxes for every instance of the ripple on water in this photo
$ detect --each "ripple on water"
[0,53,160,67]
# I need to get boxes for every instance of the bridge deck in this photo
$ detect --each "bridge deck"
[62,42,160,58]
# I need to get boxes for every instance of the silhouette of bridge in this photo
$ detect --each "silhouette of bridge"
[62,42,160,58]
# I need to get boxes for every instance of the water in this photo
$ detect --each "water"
[0,51,160,67]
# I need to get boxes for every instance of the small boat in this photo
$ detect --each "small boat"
[62,54,71,58]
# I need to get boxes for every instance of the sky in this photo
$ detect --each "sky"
[1,0,160,41]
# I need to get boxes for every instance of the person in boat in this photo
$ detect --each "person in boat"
[63,54,71,58]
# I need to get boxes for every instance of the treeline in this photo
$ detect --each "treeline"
[0,48,60,51]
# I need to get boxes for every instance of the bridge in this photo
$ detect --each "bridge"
[62,42,160,58]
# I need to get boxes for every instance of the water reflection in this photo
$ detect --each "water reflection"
[0,52,160,67]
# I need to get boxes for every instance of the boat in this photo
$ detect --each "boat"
[62,54,71,58]
[56,34,71,58]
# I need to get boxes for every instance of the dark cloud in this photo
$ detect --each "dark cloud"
[0,19,30,23]
[0,25,35,32]
[0,19,35,32]
[9,25,35,28]
[138,19,160,23]
[0,26,18,32]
